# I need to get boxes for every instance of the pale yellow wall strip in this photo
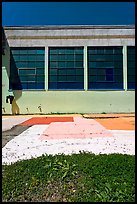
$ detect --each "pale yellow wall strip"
[84,46,88,91]
[123,46,127,91]
[45,47,48,91]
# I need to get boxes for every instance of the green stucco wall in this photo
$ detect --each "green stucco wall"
[2,90,135,114]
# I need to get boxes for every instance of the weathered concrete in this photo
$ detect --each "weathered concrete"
[2,117,32,131]
[2,124,135,165]
[4,25,135,47]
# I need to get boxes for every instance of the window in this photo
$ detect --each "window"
[48,47,84,90]
[10,47,45,90]
[127,46,135,90]
[87,47,123,90]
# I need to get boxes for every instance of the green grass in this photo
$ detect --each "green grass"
[2,152,135,202]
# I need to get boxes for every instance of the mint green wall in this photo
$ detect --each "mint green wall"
[2,41,11,114]
[3,90,135,114]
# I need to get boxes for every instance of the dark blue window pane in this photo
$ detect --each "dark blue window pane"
[48,82,57,89]
[106,68,114,81]
[10,48,45,90]
[127,83,135,89]
[88,46,123,90]
[48,47,84,90]
[127,46,135,90]
[106,75,114,81]
[36,50,45,54]
[36,69,44,74]
[36,83,44,89]
[58,82,83,89]
[22,83,28,89]
[88,82,123,89]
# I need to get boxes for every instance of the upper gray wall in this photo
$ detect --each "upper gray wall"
[4,25,135,47]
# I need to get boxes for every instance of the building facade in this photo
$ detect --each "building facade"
[2,25,135,114]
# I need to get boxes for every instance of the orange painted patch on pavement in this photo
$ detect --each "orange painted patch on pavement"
[95,117,135,130]
[19,117,74,125]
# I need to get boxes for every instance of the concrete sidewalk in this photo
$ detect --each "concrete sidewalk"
[2,113,135,132]
[2,114,135,165]
[2,117,32,132]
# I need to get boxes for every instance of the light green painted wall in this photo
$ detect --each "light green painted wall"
[2,42,11,114]
[3,90,135,114]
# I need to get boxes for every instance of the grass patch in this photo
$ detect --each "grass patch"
[2,152,135,202]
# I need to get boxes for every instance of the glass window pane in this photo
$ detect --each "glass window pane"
[105,48,113,54]
[128,76,135,82]
[58,75,67,81]
[28,61,35,68]
[58,49,66,54]
[106,75,114,81]
[20,50,29,54]
[49,55,57,61]
[89,69,97,75]
[48,47,84,90]
[89,75,97,82]
[50,75,57,82]
[115,75,123,82]
[127,47,135,55]
[28,55,36,61]
[66,61,74,68]
[67,69,75,75]
[97,48,105,54]
[127,83,135,89]
[75,61,83,67]
[67,75,76,81]
[20,76,28,82]
[75,54,83,61]
[11,49,20,54]
[27,83,36,89]
[36,61,44,68]
[75,75,83,82]
[50,69,57,75]
[36,50,45,54]
[113,55,123,61]
[36,75,45,82]
[58,61,66,68]
[27,69,36,75]
[65,49,74,54]
[36,55,44,61]
[114,48,122,54]
[48,82,57,89]
[36,69,44,74]
[97,69,106,75]
[22,83,28,89]
[28,50,36,54]
[49,49,58,54]
[74,48,83,54]
[76,69,84,75]
[49,61,58,68]
[58,69,67,75]
[128,68,135,75]
[36,83,44,89]
[67,54,74,61]
[106,68,113,75]
[16,62,28,68]
[13,55,20,61]
[88,49,97,54]
[27,75,36,81]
